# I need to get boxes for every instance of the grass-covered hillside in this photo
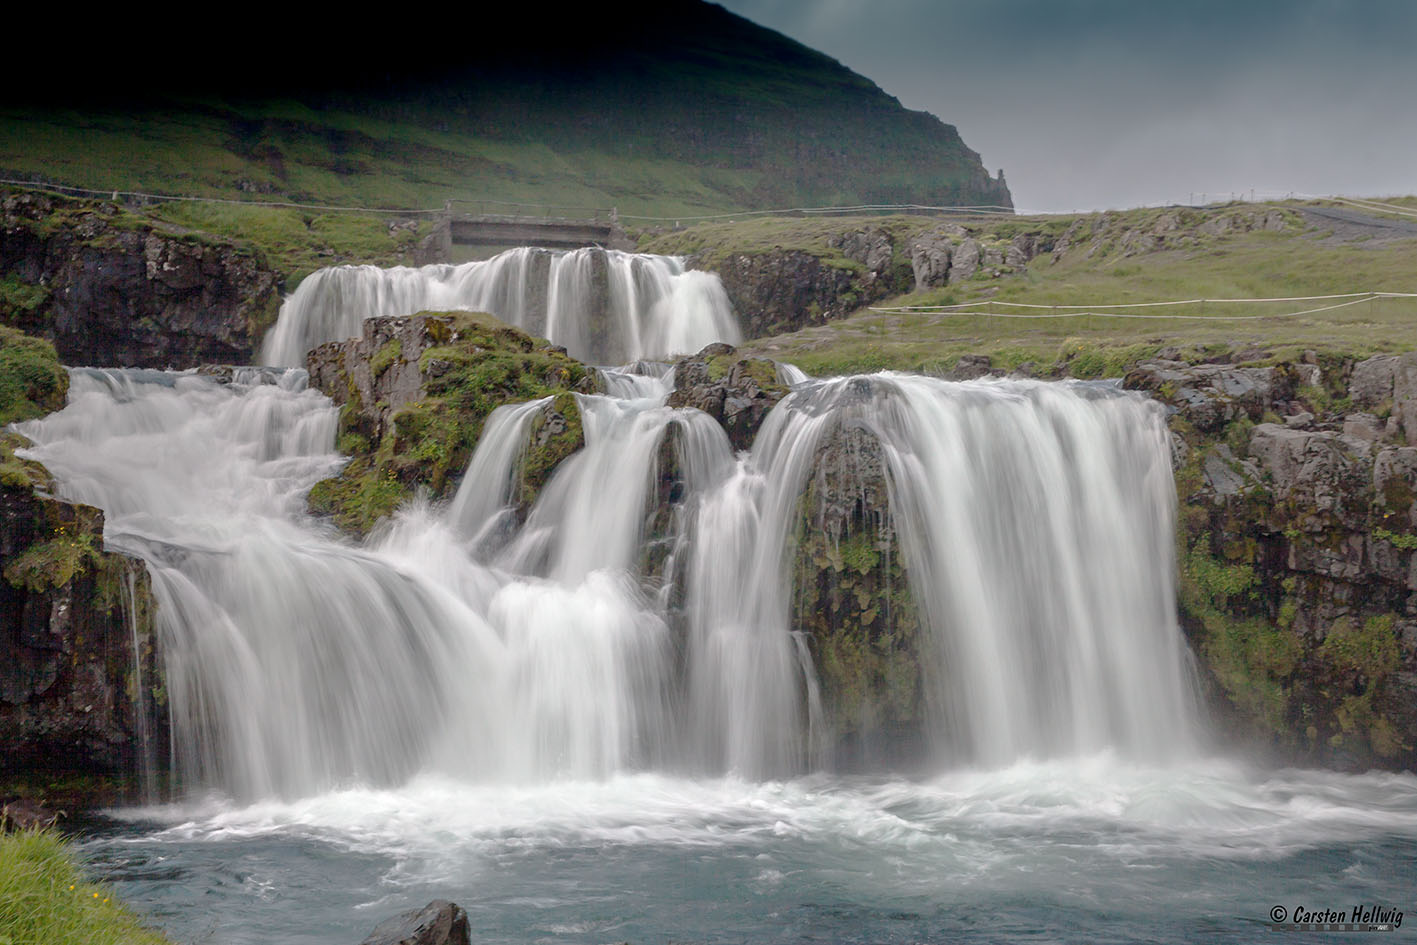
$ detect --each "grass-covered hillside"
[0,2,1007,221]
[640,200,1417,376]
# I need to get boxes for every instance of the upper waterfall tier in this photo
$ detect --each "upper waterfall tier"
[261,248,741,368]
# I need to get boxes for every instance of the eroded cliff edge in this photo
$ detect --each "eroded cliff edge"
[0,327,164,806]
[1,191,280,368]
[1128,353,1417,770]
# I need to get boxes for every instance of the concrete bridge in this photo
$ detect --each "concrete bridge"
[425,205,635,260]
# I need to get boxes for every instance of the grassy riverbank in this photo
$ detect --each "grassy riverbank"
[0,829,169,945]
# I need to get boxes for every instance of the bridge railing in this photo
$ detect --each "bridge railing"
[446,199,617,225]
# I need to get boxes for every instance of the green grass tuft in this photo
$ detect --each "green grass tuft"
[0,828,171,945]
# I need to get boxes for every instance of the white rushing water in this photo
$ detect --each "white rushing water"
[260,248,740,368]
[26,364,1417,944]
[18,367,1197,799]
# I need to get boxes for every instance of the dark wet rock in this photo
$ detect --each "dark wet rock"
[0,190,280,368]
[0,469,164,785]
[1124,359,1298,432]
[0,798,60,831]
[360,900,470,945]
[949,353,995,380]
[792,419,924,769]
[699,250,862,338]
[667,343,788,451]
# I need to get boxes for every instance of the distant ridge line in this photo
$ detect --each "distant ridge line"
[2,176,1411,224]
[0,177,1013,221]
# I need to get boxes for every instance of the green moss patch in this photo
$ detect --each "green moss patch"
[2,530,100,594]
[0,326,67,427]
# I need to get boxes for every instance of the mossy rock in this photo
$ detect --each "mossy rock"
[0,325,67,427]
[308,311,593,537]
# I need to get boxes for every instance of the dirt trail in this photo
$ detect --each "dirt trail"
[1299,206,1417,245]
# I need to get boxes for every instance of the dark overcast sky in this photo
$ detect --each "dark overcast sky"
[716,0,1417,212]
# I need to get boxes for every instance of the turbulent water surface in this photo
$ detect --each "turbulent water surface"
[16,365,1417,944]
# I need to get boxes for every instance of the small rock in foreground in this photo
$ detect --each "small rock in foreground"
[360,900,470,945]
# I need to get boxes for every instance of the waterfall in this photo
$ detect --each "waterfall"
[753,374,1198,763]
[259,248,740,368]
[16,365,1197,800]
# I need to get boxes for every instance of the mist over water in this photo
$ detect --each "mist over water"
[17,364,1417,943]
[260,249,740,367]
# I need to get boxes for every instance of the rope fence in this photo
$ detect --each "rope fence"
[0,177,449,215]
[870,292,1417,322]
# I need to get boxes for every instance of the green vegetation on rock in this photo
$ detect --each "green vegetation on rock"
[144,202,428,289]
[2,528,100,594]
[0,327,67,427]
[0,829,171,945]
[309,312,592,536]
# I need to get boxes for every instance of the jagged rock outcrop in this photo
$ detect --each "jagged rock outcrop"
[701,250,862,338]
[667,343,788,451]
[1347,352,1417,445]
[1127,352,1417,770]
[1053,205,1295,263]
[1123,359,1300,433]
[908,228,955,290]
[306,311,594,536]
[0,190,280,368]
[690,225,916,338]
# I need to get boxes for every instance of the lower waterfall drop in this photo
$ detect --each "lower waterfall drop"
[16,366,1198,800]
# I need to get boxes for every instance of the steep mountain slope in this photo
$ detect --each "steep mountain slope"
[0,2,1008,219]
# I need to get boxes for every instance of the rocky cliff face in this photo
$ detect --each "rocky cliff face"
[683,220,1052,339]
[662,206,1298,344]
[0,190,280,368]
[0,476,164,783]
[0,327,164,799]
[1126,352,1417,770]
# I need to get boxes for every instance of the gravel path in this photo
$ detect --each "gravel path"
[1298,206,1417,245]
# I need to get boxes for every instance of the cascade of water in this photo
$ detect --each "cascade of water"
[682,390,846,775]
[776,362,810,386]
[16,364,1196,800]
[752,374,1198,764]
[260,248,740,368]
[445,397,552,555]
[121,567,159,804]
